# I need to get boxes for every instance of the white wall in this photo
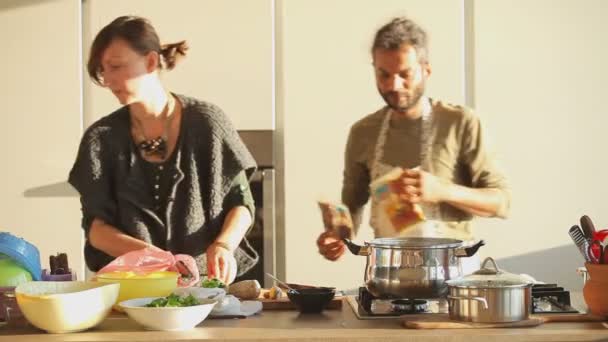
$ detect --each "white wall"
[277,0,465,289]
[473,0,608,289]
[0,0,83,277]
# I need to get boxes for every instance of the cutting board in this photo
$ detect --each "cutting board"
[402,313,605,329]
[258,296,343,310]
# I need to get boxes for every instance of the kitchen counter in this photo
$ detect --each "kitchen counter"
[1,293,607,342]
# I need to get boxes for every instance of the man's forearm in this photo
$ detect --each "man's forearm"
[214,206,253,251]
[89,218,158,257]
[441,185,509,218]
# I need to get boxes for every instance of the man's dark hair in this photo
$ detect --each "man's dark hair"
[371,17,428,62]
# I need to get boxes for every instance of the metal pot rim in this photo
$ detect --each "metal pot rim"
[446,282,534,289]
[366,237,463,249]
[446,257,536,288]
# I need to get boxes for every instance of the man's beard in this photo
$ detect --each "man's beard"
[379,81,426,113]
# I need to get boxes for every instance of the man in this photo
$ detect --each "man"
[316,17,510,269]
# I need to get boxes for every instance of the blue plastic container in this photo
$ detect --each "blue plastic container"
[0,233,41,281]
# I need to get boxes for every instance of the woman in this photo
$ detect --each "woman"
[69,16,257,284]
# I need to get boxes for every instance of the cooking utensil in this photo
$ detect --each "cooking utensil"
[0,257,32,287]
[95,271,179,308]
[343,237,485,298]
[286,288,336,313]
[582,262,608,316]
[588,240,606,264]
[119,297,217,331]
[15,281,119,333]
[403,316,544,329]
[283,282,340,295]
[445,257,534,323]
[580,215,597,240]
[0,233,41,281]
[265,273,298,293]
[569,225,592,262]
[593,229,608,244]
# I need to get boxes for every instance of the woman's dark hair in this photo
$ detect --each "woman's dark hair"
[371,17,428,63]
[87,16,189,85]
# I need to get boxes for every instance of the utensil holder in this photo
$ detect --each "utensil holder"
[583,263,608,316]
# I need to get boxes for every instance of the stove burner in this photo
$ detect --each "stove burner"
[350,283,579,320]
[390,299,428,313]
[355,287,446,317]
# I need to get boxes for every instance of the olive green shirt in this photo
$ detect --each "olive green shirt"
[342,99,510,240]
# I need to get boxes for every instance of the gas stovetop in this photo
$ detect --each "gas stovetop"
[347,284,579,320]
[531,284,579,314]
[346,287,447,320]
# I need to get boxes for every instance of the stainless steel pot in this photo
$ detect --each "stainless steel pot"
[445,257,534,323]
[343,237,484,299]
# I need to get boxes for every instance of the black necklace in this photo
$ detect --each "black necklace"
[138,136,168,158]
[133,98,174,159]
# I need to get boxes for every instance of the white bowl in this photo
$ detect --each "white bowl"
[173,287,239,314]
[173,287,226,302]
[119,297,217,331]
[15,281,119,333]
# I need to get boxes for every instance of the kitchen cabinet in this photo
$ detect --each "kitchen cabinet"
[83,0,274,130]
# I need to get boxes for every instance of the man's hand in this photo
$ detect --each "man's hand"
[399,168,447,204]
[316,231,346,261]
[206,242,237,285]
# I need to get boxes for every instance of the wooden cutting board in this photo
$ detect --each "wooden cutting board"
[258,296,343,310]
[402,313,605,329]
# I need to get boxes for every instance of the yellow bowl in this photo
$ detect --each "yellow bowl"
[95,271,179,305]
[15,281,119,333]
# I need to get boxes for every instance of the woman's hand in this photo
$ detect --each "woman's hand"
[206,242,237,285]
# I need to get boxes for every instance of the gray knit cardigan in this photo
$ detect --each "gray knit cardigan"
[68,94,258,275]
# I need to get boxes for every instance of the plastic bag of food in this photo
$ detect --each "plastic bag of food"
[96,247,199,287]
[370,167,425,232]
[317,200,354,239]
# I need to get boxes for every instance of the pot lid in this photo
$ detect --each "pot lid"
[367,237,463,249]
[446,257,535,288]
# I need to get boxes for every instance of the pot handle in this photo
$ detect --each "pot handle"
[447,295,489,309]
[342,239,371,256]
[454,240,485,258]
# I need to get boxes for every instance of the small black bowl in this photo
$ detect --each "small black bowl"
[286,288,336,313]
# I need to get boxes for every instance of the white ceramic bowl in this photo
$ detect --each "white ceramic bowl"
[173,287,237,313]
[173,287,226,301]
[15,281,119,333]
[119,297,217,331]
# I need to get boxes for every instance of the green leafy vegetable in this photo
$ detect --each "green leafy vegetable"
[201,278,226,288]
[144,293,200,307]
